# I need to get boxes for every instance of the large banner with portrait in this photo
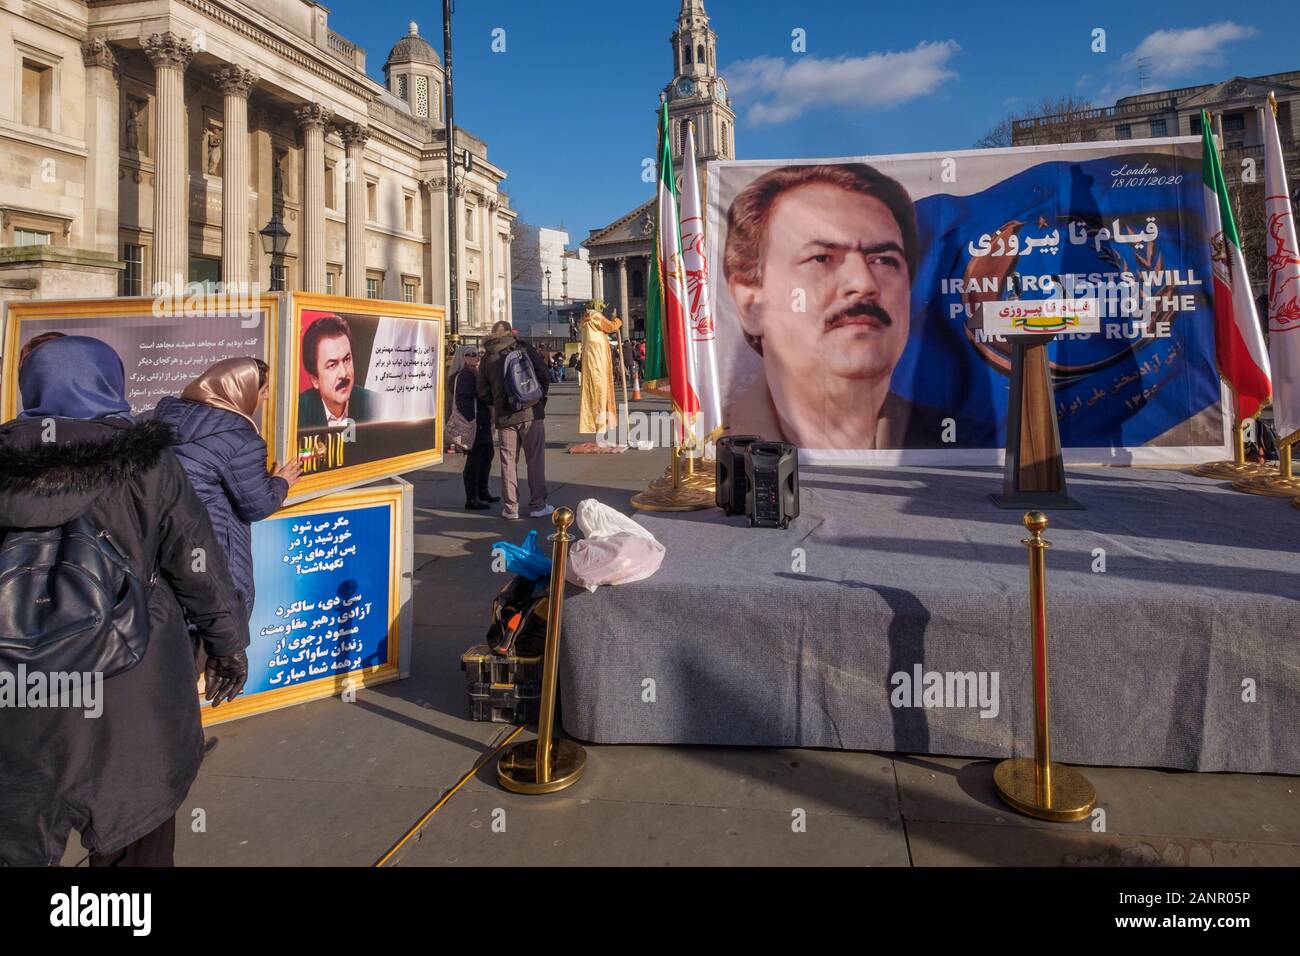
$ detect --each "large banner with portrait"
[279,293,443,502]
[706,137,1228,464]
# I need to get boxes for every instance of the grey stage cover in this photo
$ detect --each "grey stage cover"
[559,468,1300,774]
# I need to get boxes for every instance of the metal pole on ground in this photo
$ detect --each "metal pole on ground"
[497,508,587,794]
[993,511,1097,822]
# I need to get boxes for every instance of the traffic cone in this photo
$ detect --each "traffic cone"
[632,365,642,401]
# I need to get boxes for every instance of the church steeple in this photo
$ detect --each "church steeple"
[664,0,734,163]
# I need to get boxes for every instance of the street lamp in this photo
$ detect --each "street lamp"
[259,213,290,292]
[544,267,552,324]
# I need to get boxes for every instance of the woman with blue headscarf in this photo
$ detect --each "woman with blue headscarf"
[0,335,249,867]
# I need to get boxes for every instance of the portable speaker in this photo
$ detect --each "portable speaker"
[744,441,799,529]
[716,434,762,515]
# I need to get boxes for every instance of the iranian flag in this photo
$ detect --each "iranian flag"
[1263,93,1300,437]
[1201,109,1271,421]
[646,102,699,434]
[678,122,723,456]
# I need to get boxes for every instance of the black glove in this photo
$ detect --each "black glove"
[204,651,248,707]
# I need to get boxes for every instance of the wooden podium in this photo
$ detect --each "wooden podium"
[991,337,1083,510]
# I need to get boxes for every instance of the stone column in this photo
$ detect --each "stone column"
[486,197,499,322]
[591,259,601,304]
[296,103,331,292]
[455,184,468,327]
[144,33,193,292]
[214,65,257,290]
[503,230,513,324]
[81,40,120,256]
[616,255,630,324]
[340,122,369,296]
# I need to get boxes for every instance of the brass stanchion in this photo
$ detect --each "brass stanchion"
[1192,419,1276,480]
[497,509,587,794]
[1231,431,1300,497]
[993,511,1097,823]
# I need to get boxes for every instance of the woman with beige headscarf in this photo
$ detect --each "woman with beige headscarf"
[154,358,302,617]
[578,303,622,435]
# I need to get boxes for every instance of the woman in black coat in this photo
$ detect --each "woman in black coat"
[0,336,248,866]
[451,344,497,510]
[154,358,301,617]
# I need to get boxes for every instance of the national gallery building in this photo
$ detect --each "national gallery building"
[0,0,515,332]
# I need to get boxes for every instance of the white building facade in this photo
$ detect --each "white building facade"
[0,1,515,336]
[510,222,591,336]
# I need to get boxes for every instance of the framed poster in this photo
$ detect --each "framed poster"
[280,293,444,502]
[202,480,413,726]
[1,295,280,440]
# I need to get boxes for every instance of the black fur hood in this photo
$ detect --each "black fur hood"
[0,418,173,528]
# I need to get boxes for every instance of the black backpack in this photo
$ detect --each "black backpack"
[487,574,548,657]
[0,514,154,678]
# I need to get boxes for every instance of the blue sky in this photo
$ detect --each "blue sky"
[326,1,1300,246]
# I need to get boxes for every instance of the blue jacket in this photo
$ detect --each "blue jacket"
[154,397,288,616]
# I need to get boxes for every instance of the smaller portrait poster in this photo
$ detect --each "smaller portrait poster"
[1,295,278,430]
[202,481,411,726]
[282,293,443,501]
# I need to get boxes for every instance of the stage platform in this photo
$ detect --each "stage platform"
[559,466,1300,774]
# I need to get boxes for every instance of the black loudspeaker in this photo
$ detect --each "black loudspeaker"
[716,434,762,515]
[744,441,799,529]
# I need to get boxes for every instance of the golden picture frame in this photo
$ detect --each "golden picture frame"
[1,294,282,450]
[201,481,411,726]
[281,292,444,503]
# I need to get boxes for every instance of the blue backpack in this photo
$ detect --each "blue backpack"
[502,346,544,410]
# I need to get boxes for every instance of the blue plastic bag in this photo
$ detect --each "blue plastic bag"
[490,529,553,582]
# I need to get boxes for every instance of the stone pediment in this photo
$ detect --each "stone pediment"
[586,197,656,247]
[1181,76,1300,109]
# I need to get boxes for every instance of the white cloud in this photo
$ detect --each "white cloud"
[1122,22,1256,80]
[724,40,960,127]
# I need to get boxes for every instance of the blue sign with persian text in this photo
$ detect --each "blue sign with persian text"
[245,502,392,696]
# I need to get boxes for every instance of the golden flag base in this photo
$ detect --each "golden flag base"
[1192,460,1277,480]
[1193,418,1276,480]
[1230,436,1299,495]
[632,444,714,512]
[1232,474,1300,496]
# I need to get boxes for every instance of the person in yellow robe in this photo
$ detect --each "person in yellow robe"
[578,304,623,435]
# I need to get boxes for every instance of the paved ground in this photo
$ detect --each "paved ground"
[64,379,1299,866]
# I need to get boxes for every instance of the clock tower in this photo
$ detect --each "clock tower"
[664,0,734,165]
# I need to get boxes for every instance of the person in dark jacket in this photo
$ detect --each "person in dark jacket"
[154,358,302,616]
[0,336,249,867]
[476,321,552,520]
[449,344,498,510]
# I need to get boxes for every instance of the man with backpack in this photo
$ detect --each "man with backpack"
[477,321,554,520]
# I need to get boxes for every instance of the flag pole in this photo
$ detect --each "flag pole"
[631,104,711,512]
[1193,110,1277,480]
[1229,93,1300,496]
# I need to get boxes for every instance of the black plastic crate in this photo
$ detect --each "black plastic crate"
[460,644,543,685]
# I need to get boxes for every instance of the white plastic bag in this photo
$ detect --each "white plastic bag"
[575,498,657,542]
[566,498,665,592]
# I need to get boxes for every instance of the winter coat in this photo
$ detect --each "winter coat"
[153,397,288,616]
[453,367,492,444]
[0,417,248,865]
[477,333,549,428]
